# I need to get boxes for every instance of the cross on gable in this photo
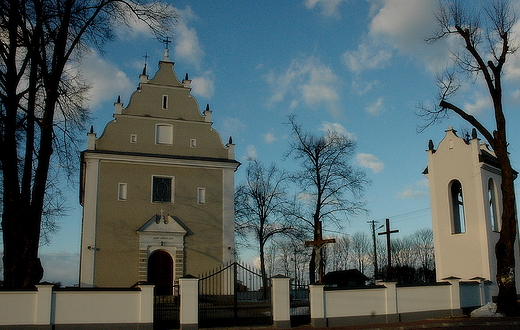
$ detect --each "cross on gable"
[162,37,172,50]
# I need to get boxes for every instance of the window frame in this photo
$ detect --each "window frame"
[488,178,500,232]
[162,95,169,110]
[155,123,173,145]
[152,176,174,203]
[197,187,206,205]
[118,183,127,201]
[449,180,466,234]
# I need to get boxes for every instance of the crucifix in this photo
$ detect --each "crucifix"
[305,221,335,284]
[378,218,399,280]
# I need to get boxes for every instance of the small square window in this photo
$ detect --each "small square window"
[153,176,173,203]
[156,124,173,145]
[118,183,127,201]
[197,187,205,205]
[190,139,197,148]
[130,134,137,143]
[162,95,168,110]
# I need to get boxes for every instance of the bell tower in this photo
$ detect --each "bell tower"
[424,127,519,299]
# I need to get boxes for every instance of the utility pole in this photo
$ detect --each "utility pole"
[368,220,383,281]
[378,218,399,280]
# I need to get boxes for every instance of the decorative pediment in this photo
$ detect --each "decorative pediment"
[137,211,187,235]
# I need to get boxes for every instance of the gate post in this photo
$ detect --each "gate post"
[271,275,291,329]
[179,275,199,330]
[309,283,326,327]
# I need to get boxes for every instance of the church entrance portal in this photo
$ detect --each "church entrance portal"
[148,250,173,295]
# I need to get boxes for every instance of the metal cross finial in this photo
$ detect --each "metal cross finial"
[163,37,172,50]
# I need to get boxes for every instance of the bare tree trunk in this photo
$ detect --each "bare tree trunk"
[494,139,518,316]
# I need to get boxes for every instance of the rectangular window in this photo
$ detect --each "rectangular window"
[156,124,173,145]
[118,183,127,201]
[197,187,206,205]
[162,95,168,110]
[152,176,174,203]
[130,134,137,143]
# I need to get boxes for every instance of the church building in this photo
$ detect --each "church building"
[79,51,239,288]
[424,127,520,297]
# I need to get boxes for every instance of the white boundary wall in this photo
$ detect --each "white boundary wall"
[0,284,154,330]
[310,279,469,327]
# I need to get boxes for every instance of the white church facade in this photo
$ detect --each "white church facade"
[424,127,520,297]
[79,52,239,289]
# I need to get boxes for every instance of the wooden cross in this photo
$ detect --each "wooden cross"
[378,218,399,280]
[305,221,335,284]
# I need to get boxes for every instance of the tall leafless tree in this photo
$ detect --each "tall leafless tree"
[286,115,369,283]
[0,0,176,288]
[419,0,518,315]
[235,159,297,293]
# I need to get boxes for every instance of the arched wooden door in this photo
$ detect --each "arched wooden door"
[148,250,174,295]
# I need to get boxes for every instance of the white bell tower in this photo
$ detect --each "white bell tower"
[424,127,519,299]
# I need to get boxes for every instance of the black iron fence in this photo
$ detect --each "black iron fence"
[198,262,272,327]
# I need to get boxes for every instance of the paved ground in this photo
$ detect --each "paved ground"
[201,317,520,330]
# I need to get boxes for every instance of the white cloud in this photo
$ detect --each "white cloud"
[463,93,491,116]
[319,122,357,140]
[304,0,349,17]
[263,132,277,143]
[351,79,378,96]
[77,51,134,109]
[343,41,392,73]
[40,252,80,286]
[173,6,204,68]
[356,153,384,173]
[266,56,341,116]
[397,179,429,200]
[365,97,384,116]
[191,71,215,98]
[245,145,258,160]
[367,0,453,72]
[221,117,246,139]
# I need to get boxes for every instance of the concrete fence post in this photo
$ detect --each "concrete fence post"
[35,283,53,326]
[445,277,461,312]
[138,283,155,326]
[179,275,199,330]
[309,284,326,327]
[378,281,398,323]
[271,275,291,329]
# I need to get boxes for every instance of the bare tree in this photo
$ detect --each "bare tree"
[327,235,351,271]
[419,0,518,315]
[0,0,176,288]
[286,115,369,284]
[235,159,296,293]
[412,228,434,271]
[350,232,371,274]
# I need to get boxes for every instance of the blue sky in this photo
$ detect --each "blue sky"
[35,0,520,285]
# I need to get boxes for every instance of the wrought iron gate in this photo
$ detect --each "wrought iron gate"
[198,262,272,327]
[153,285,179,330]
[290,284,310,326]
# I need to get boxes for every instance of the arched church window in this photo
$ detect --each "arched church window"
[488,178,499,232]
[156,124,173,145]
[450,180,466,234]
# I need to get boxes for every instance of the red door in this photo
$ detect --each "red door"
[148,250,174,295]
